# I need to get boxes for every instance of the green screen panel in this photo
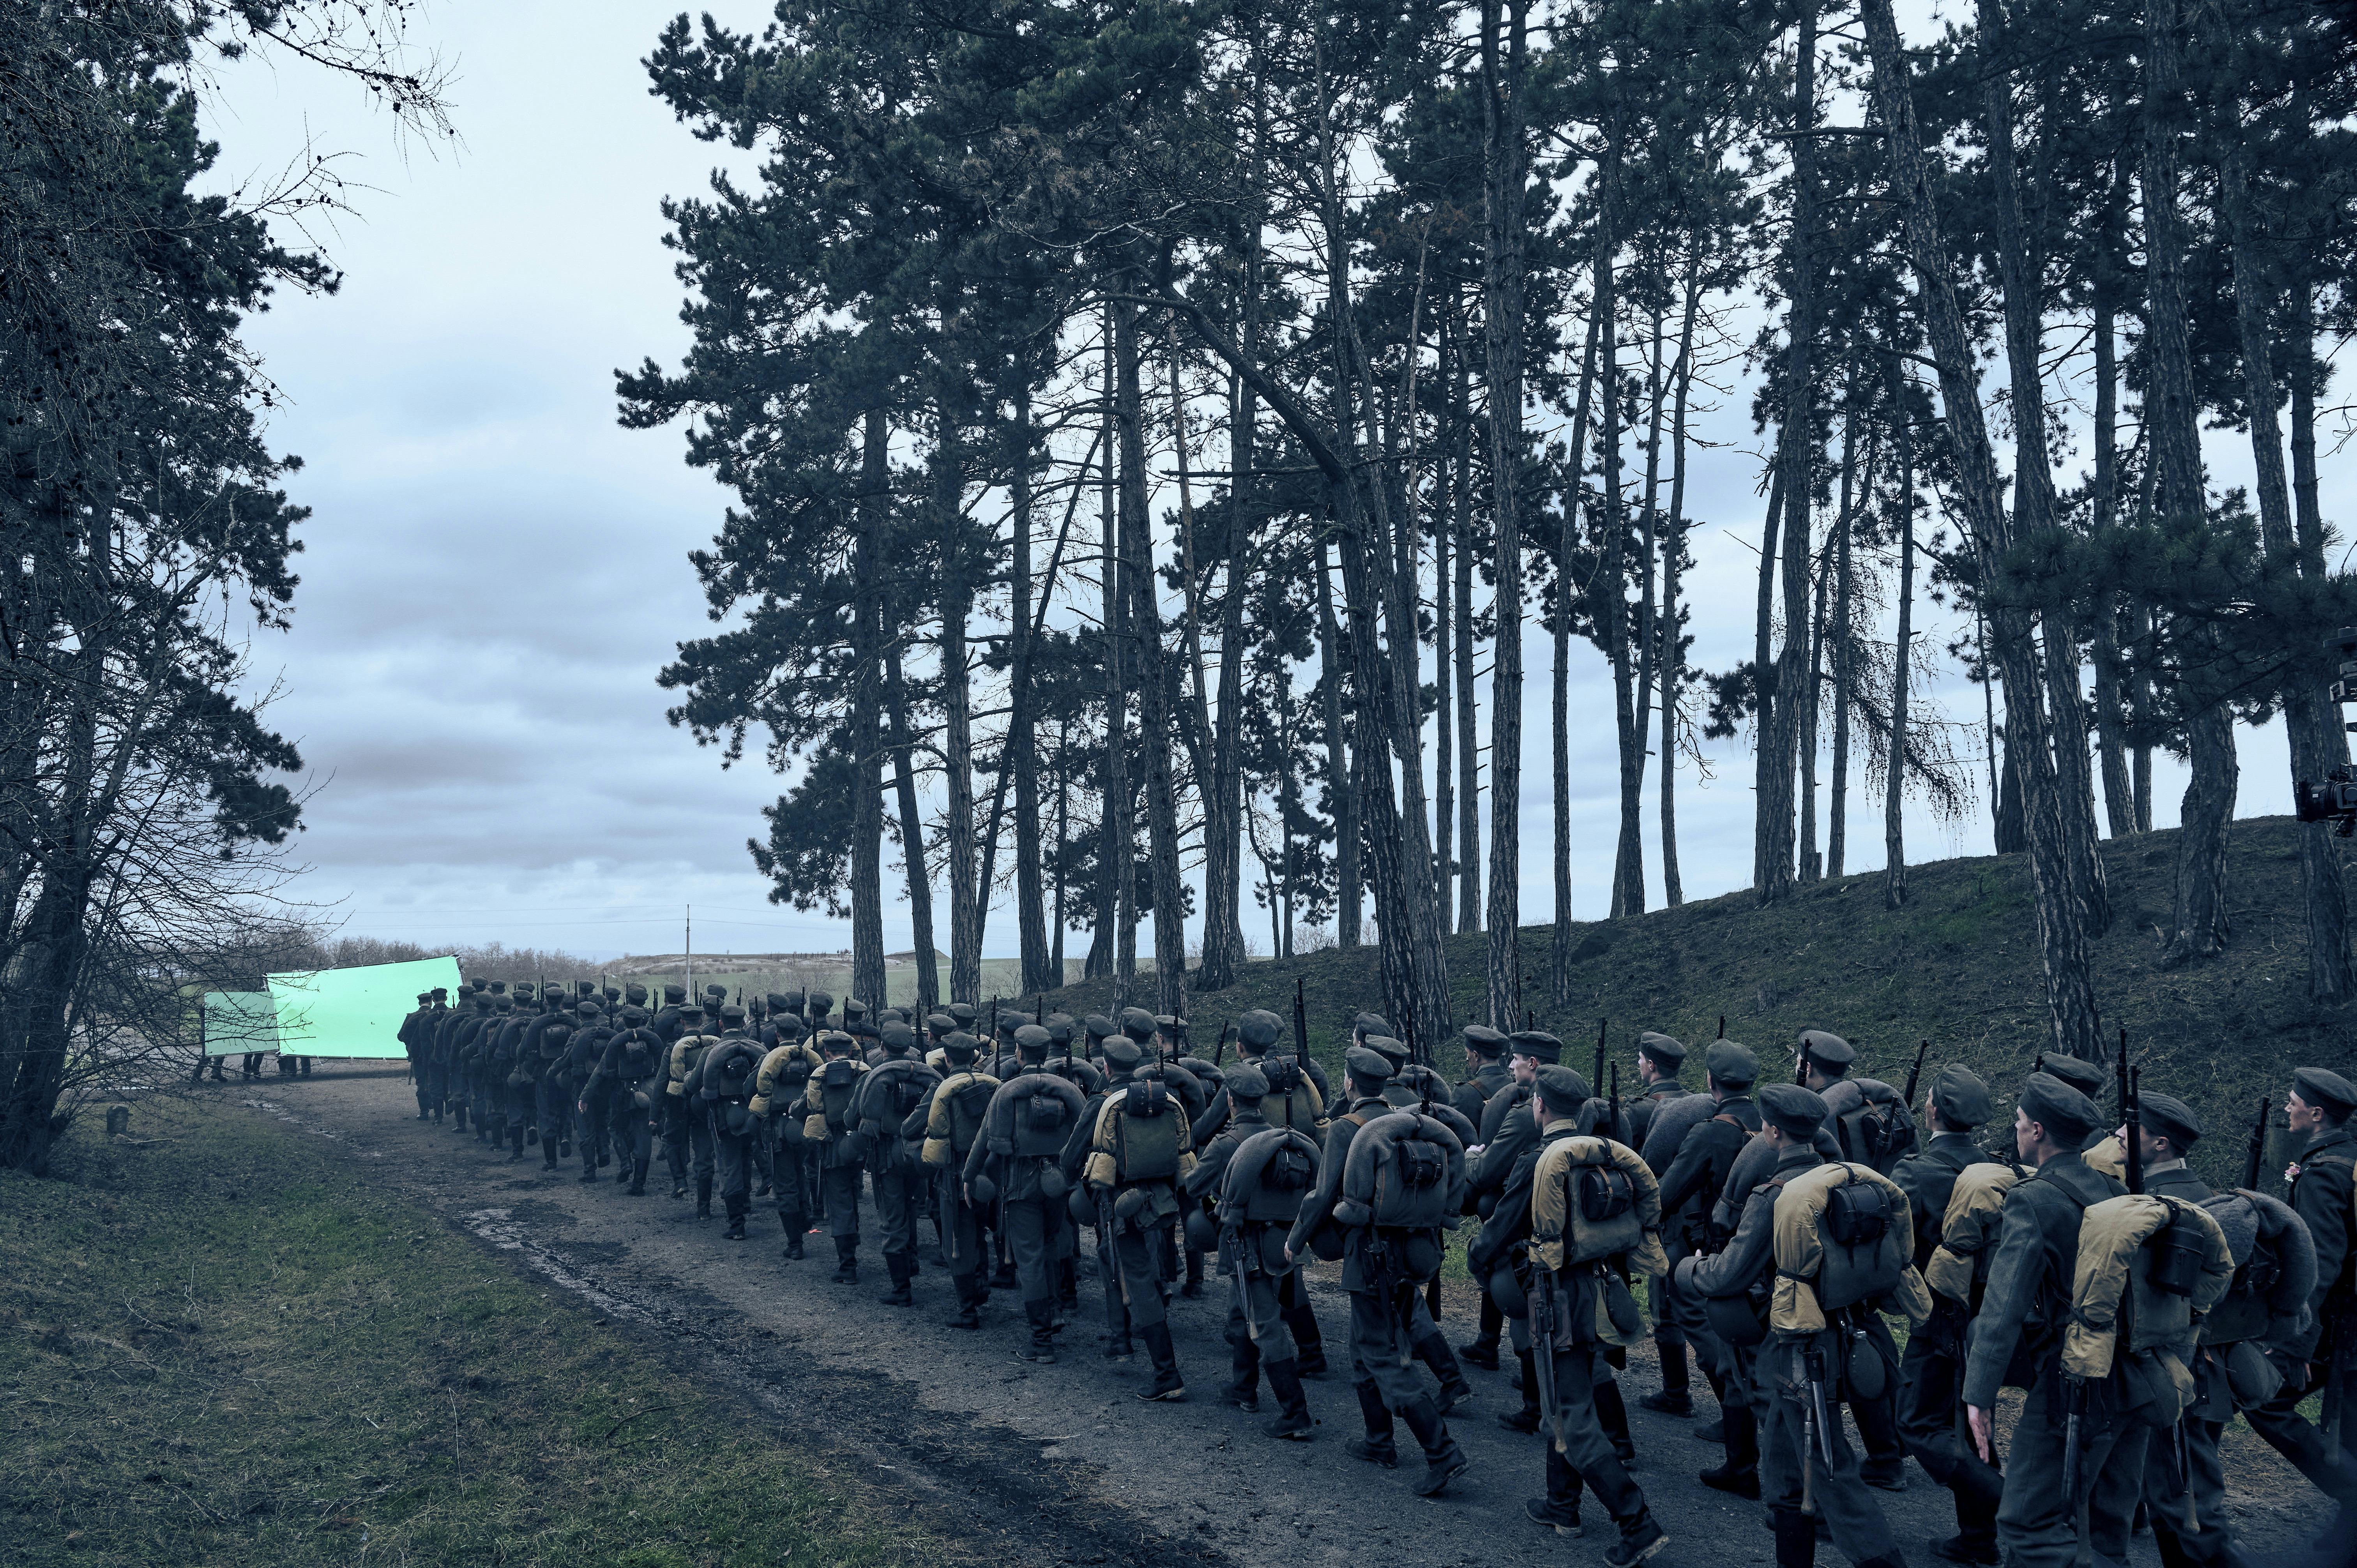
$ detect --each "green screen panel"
[202,991,281,1056]
[267,955,463,1059]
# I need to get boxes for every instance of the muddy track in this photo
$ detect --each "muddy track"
[217,1065,2318,1566]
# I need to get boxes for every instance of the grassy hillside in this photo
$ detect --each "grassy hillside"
[1014,814,2357,1194]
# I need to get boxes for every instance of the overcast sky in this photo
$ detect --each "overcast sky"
[200,2,2321,966]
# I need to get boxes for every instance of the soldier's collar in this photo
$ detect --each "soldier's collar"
[1539,1122,1582,1143]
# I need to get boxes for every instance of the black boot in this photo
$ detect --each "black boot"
[527,1124,538,1145]
[1345,1379,1398,1467]
[1416,1331,1473,1414]
[1265,1356,1313,1440]
[1286,1300,1328,1377]
[724,1208,747,1240]
[1180,1248,1206,1299]
[946,1275,982,1328]
[1499,1349,1543,1433]
[1138,1322,1186,1401]
[695,1175,714,1219]
[1463,1291,1505,1369]
[1771,1508,1816,1568]
[1701,1392,1760,1498]
[1019,1299,1058,1364]
[879,1252,914,1307]
[781,1213,804,1259]
[628,1158,648,1196]
[832,1236,859,1283]
[1401,1394,1466,1497]
[1056,1258,1079,1312]
[509,1124,526,1160]
[1525,1443,1585,1534]
[1607,1510,1670,1568]
[1595,1377,1637,1465]
[1641,1338,1694,1415]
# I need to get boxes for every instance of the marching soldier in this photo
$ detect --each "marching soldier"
[689,1005,763,1239]
[1075,1017,1198,1398]
[969,1025,1085,1361]
[1192,1063,1318,1438]
[1891,1066,2004,1564]
[917,1033,1000,1328]
[1285,1046,1468,1497]
[585,1005,666,1195]
[804,1027,871,1282]
[1655,1038,1765,1496]
[752,1014,821,1256]
[857,1021,938,1305]
[665,1003,721,1215]
[1627,1032,1695,1415]
[1962,1072,2132,1568]
[2246,1067,2357,1507]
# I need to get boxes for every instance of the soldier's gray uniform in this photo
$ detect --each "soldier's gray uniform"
[967,1030,1084,1359]
[856,1026,939,1305]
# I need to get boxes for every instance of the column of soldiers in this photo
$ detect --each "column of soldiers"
[394,981,2357,1568]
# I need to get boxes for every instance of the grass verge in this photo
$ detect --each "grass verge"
[0,1098,947,1568]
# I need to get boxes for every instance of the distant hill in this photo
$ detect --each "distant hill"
[1008,814,2357,1194]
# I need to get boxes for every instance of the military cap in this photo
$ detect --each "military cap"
[926,1012,957,1038]
[1366,1035,1410,1069]
[489,994,511,1010]
[842,996,868,1016]
[2036,1052,2108,1100]
[488,980,506,994]
[2294,1068,2357,1119]
[1929,1065,1992,1128]
[943,1035,978,1064]
[1761,1082,1830,1140]
[1798,1030,1855,1071]
[581,980,600,997]
[770,989,799,1013]
[2020,1072,2102,1141]
[1102,1035,1144,1070]
[603,986,622,1002]
[619,1005,649,1027]
[771,1014,805,1041]
[1045,1012,1078,1044]
[819,1028,858,1054]
[948,1001,978,1028]
[1084,1013,1118,1041]
[874,1006,904,1025]
[807,990,834,1017]
[1353,1012,1391,1040]
[1706,1039,1760,1088]
[1225,1064,1270,1100]
[625,983,648,1003]
[1014,1024,1053,1058]
[1508,1030,1564,1066]
[1239,1010,1283,1050]
[513,982,534,997]
[1155,1014,1186,1038]
[416,991,433,1003]
[663,984,687,1004]
[1464,1024,1509,1057]
[879,1020,917,1053]
[1637,1031,1686,1067]
[998,1011,1030,1038]
[577,999,604,1019]
[1345,1045,1395,1087]
[1119,1007,1158,1044]
[1535,1065,1591,1117]
[2138,1091,2203,1150]
[719,1002,746,1024]
[677,1003,707,1024]
[466,976,486,989]
[702,982,726,998]
[431,985,449,999]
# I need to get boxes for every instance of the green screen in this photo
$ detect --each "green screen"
[202,991,281,1056]
[266,956,463,1059]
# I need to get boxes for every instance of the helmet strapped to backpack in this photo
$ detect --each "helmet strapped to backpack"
[1107,1078,1182,1183]
[1532,1135,1663,1271]
[1335,1112,1462,1232]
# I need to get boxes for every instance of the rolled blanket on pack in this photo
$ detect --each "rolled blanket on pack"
[1770,1161,1933,1333]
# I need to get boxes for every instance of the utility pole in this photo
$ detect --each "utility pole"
[686,905,694,997]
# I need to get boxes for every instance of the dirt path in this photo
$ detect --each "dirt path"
[216,1064,2318,1565]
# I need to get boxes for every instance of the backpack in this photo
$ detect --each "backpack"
[1922,1162,2025,1305]
[819,1058,863,1132]
[1110,1079,1182,1183]
[2064,1195,2235,1376]
[1256,1054,1325,1135]
[1770,1162,1931,1330]
[2198,1189,2316,1350]
[1227,1127,1320,1227]
[1016,1083,1076,1158]
[1833,1079,1917,1174]
[924,1072,1001,1167]
[1338,1112,1458,1231]
[1532,1136,1661,1269]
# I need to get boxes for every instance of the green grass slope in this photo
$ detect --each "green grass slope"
[1018,814,2357,1194]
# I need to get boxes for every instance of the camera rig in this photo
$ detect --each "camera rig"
[2294,627,2357,836]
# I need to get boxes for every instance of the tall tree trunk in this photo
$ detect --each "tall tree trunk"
[1316,539,1356,948]
[882,616,939,1010]
[1113,295,1187,1015]
[2292,284,2347,772]
[1009,387,1055,996]
[1454,332,1483,935]
[1861,0,2103,1059]
[1660,245,1701,910]
[2144,0,2231,966]
[1884,369,1915,909]
[2219,142,2353,998]
[1597,184,1646,923]
[935,395,982,1006]
[1799,547,1825,883]
[1757,0,1819,908]
[1053,727,1068,982]
[1829,441,1852,882]
[2089,201,2136,839]
[1481,0,1528,1026]
[1555,307,1601,971]
[1433,313,1455,934]
[850,408,890,1012]
[1093,314,1130,991]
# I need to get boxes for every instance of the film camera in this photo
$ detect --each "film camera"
[2295,626,2357,835]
